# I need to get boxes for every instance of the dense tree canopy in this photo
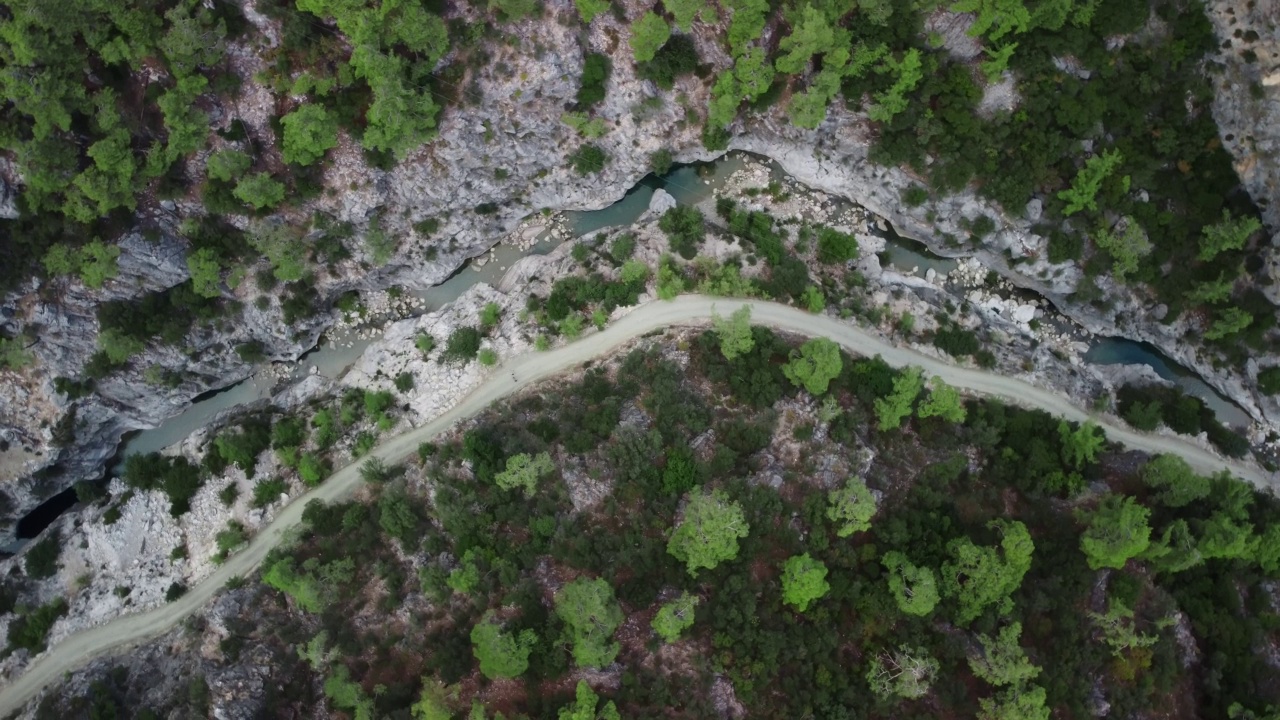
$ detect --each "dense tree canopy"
[668,488,749,576]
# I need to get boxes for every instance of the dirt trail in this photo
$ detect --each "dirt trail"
[0,295,1269,715]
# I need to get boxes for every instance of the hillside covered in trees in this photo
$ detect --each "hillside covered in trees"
[37,324,1280,719]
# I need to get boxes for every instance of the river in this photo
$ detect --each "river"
[93,152,1253,499]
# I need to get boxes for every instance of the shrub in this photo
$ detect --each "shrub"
[7,599,68,653]
[218,483,240,507]
[443,326,482,362]
[236,340,266,363]
[479,348,498,365]
[24,530,62,579]
[165,582,188,602]
[395,372,415,392]
[570,144,608,175]
[215,521,248,558]
[932,326,981,359]
[415,333,436,355]
[649,149,674,176]
[298,453,328,485]
[1258,367,1280,395]
[659,206,705,260]
[902,185,929,207]
[233,173,286,210]
[636,35,699,89]
[610,234,637,262]
[252,477,288,508]
[577,53,611,108]
[817,227,858,264]
[353,432,376,457]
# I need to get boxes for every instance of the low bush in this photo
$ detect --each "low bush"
[570,145,608,175]
[443,326,482,363]
[7,598,68,653]
[24,531,61,579]
[577,53,611,107]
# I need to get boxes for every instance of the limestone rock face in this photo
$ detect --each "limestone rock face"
[1207,0,1280,233]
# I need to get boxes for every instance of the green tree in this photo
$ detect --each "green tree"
[410,678,455,720]
[1188,271,1236,305]
[206,149,252,182]
[707,72,741,129]
[816,226,858,264]
[866,646,939,700]
[1142,454,1210,507]
[187,247,223,298]
[781,553,830,611]
[882,551,938,616]
[1142,519,1204,574]
[917,377,966,423]
[574,0,609,23]
[980,42,1018,82]
[827,476,877,537]
[447,549,482,594]
[782,337,842,395]
[99,328,144,364]
[250,222,308,282]
[1197,511,1257,561]
[160,2,226,75]
[1057,149,1124,216]
[774,5,835,74]
[874,366,924,431]
[668,488,749,576]
[1199,209,1263,261]
[978,685,1051,720]
[1058,420,1104,469]
[726,0,769,55]
[952,0,1031,41]
[77,239,121,289]
[42,244,77,277]
[558,681,621,720]
[262,557,325,612]
[1087,598,1158,657]
[494,451,555,497]
[664,0,706,31]
[1079,494,1151,570]
[555,577,623,668]
[1205,307,1253,341]
[942,520,1034,624]
[712,305,754,360]
[470,613,537,679]
[1093,218,1152,280]
[233,173,286,210]
[734,46,775,100]
[801,285,825,313]
[1255,524,1280,575]
[868,48,923,123]
[281,104,339,166]
[651,592,698,642]
[968,622,1040,687]
[630,12,670,63]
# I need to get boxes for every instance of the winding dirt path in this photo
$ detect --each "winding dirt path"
[0,295,1269,714]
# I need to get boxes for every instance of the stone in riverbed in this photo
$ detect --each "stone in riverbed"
[648,188,677,215]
